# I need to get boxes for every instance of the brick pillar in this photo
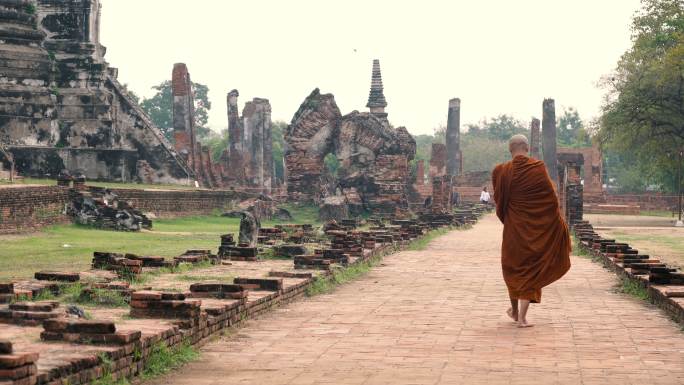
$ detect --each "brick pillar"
[446,98,461,177]
[227,89,245,183]
[415,159,425,185]
[261,99,274,195]
[542,99,558,184]
[429,143,447,179]
[530,118,541,159]
[172,63,196,172]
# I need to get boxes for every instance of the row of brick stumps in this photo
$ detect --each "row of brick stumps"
[573,221,684,323]
[0,210,488,385]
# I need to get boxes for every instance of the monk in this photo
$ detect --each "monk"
[492,135,571,328]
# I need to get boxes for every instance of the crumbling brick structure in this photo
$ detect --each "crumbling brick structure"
[558,144,602,194]
[0,0,193,184]
[171,63,224,188]
[285,61,416,216]
[224,92,275,194]
[558,153,584,225]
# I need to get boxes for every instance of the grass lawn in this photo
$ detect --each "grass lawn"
[602,229,684,268]
[0,205,322,280]
[0,178,202,191]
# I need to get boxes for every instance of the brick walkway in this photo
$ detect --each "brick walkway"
[151,215,684,385]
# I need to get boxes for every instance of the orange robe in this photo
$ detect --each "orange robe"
[492,155,571,303]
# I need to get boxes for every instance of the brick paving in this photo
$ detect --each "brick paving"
[150,215,684,385]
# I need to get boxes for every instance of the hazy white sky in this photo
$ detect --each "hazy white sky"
[100,0,641,136]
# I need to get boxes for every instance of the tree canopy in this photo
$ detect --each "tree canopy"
[139,80,213,142]
[598,0,684,192]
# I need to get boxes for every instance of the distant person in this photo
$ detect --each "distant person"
[480,187,490,205]
[492,135,571,328]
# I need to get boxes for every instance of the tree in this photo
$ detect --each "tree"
[557,107,592,147]
[599,0,684,169]
[139,80,213,142]
[466,115,528,141]
[271,121,287,183]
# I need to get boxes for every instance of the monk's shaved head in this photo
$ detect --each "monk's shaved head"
[509,135,529,154]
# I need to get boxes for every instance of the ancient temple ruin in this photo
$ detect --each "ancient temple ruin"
[224,91,274,194]
[0,0,193,183]
[285,60,416,216]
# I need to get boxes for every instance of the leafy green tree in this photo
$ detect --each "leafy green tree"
[271,121,287,183]
[464,115,528,141]
[557,107,592,147]
[598,0,684,187]
[139,80,213,142]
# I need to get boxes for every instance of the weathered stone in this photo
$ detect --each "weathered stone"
[0,340,11,355]
[530,118,541,159]
[239,210,260,248]
[34,271,79,282]
[285,75,416,217]
[233,277,283,292]
[542,99,558,184]
[43,319,116,334]
[429,144,447,179]
[0,1,195,185]
[446,98,461,176]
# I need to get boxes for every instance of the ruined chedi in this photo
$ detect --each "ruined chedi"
[446,98,461,177]
[542,99,559,184]
[367,59,389,126]
[0,0,193,184]
[530,118,541,159]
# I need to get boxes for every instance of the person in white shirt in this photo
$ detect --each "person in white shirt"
[480,186,491,205]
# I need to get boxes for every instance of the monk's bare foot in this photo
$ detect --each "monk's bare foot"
[517,319,534,328]
[507,308,518,322]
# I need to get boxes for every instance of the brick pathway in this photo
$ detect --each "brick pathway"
[151,215,684,385]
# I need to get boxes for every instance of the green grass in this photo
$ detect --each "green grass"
[615,278,649,301]
[640,210,677,218]
[1,177,202,191]
[0,203,324,280]
[141,341,200,380]
[0,216,241,280]
[60,283,128,308]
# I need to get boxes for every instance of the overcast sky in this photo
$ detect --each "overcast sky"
[100,0,641,136]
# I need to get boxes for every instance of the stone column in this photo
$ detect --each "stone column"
[172,63,196,171]
[261,99,274,195]
[530,118,541,159]
[542,99,558,184]
[446,98,461,177]
[227,89,245,182]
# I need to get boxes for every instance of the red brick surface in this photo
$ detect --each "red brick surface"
[149,215,684,385]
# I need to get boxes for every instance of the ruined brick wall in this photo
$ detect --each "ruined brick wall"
[584,193,678,211]
[0,186,70,234]
[112,189,253,218]
[558,145,602,194]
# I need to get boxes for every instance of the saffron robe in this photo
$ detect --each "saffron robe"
[492,155,571,303]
